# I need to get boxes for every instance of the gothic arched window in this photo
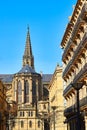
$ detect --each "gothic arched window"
[24,80,29,103]
[18,81,22,103]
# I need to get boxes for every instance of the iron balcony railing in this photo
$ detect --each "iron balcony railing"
[73,63,87,83]
[63,83,72,96]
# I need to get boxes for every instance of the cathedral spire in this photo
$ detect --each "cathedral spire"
[23,26,34,69]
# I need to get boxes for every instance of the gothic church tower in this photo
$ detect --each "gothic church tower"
[12,27,43,130]
[23,27,34,69]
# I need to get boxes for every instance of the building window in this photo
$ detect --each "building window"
[21,120,24,128]
[31,111,33,116]
[28,111,33,117]
[18,81,22,103]
[20,111,22,116]
[29,120,32,128]
[24,80,29,103]
[23,111,24,116]
[38,121,40,128]
[20,111,25,117]
[28,111,31,116]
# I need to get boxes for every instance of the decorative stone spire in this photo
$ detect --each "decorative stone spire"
[23,26,34,69]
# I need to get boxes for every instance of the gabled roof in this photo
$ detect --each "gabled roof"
[42,74,52,82]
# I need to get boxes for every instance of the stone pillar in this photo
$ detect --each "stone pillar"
[22,78,24,103]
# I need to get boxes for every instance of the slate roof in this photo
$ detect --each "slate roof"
[0,72,52,83]
[42,74,52,82]
[0,74,14,83]
[17,65,37,74]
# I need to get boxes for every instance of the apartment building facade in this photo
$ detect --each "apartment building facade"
[61,0,87,129]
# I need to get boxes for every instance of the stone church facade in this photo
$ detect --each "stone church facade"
[0,27,51,130]
[11,27,42,130]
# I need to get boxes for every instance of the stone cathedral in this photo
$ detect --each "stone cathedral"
[12,27,43,130]
[0,27,51,130]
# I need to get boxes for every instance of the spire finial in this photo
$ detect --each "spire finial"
[27,25,29,34]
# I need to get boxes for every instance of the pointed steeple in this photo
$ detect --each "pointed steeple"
[23,26,34,69]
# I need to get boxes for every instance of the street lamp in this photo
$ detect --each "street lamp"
[71,82,84,130]
[51,106,57,130]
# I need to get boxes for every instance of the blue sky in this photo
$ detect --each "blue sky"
[0,0,77,74]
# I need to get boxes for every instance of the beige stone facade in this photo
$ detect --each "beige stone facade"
[12,71,42,130]
[37,74,52,130]
[61,0,87,130]
[49,65,66,130]
[38,100,50,130]
[0,80,8,130]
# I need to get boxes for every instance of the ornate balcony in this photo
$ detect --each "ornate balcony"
[73,63,87,83]
[62,4,87,60]
[63,83,73,96]
[63,63,87,96]
[64,96,87,117]
[62,39,73,60]
[63,33,87,77]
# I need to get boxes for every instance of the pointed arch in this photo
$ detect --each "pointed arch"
[18,81,22,103]
[24,80,29,103]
